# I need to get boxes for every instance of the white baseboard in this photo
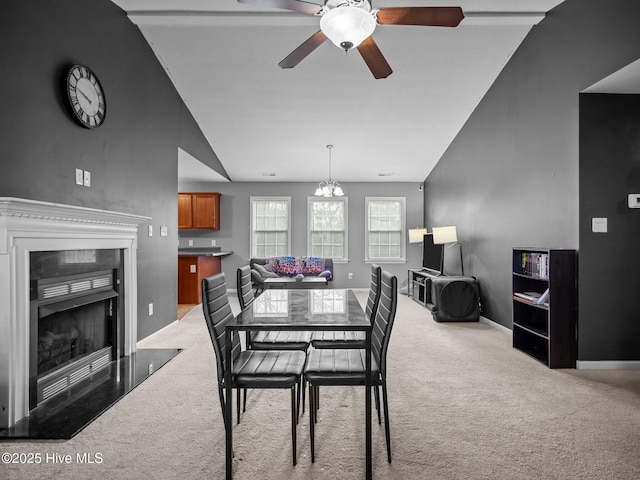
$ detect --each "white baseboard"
[137,318,179,347]
[577,360,640,370]
[479,315,512,335]
[477,317,640,370]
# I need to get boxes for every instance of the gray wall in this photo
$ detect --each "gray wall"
[178,181,424,290]
[1,0,221,340]
[424,0,640,361]
[579,94,640,361]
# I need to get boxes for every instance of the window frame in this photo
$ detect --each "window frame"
[307,196,349,263]
[250,196,291,258]
[365,196,407,264]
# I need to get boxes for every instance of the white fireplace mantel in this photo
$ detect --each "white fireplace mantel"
[0,197,150,429]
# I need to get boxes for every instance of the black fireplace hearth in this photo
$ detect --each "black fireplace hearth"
[0,348,181,439]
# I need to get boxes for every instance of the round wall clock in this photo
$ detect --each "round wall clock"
[65,64,106,129]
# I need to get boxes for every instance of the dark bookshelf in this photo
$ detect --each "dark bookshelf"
[512,248,577,368]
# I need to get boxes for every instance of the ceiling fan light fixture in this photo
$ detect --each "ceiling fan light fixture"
[320,4,376,51]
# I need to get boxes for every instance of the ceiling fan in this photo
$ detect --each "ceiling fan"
[238,0,464,79]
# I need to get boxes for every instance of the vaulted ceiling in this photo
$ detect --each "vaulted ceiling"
[111,0,566,183]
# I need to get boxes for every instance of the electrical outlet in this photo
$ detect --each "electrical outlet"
[188,239,194,246]
[83,170,91,187]
[592,218,607,233]
[75,168,84,185]
[160,226,168,237]
[148,363,154,375]
[348,273,354,280]
[211,239,216,246]
[148,303,154,316]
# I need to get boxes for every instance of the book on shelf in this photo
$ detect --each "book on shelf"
[514,288,549,306]
[520,252,549,279]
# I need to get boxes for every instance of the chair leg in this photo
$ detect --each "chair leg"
[218,385,227,430]
[243,388,247,413]
[301,376,306,414]
[375,384,382,425]
[309,384,316,463]
[236,387,241,424]
[291,385,297,466]
[381,379,392,463]
[314,385,319,424]
[296,380,302,424]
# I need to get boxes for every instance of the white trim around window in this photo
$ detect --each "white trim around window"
[365,196,407,263]
[307,196,349,263]
[250,196,291,258]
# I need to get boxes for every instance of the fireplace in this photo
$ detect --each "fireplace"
[0,198,149,429]
[30,250,123,409]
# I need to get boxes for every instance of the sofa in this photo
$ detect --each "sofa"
[250,256,334,291]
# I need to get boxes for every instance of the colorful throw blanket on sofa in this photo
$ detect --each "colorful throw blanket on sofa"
[268,256,324,277]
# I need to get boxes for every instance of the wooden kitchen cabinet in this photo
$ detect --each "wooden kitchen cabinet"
[178,192,221,230]
[178,255,222,304]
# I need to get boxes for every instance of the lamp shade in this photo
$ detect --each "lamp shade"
[432,225,458,244]
[320,6,376,50]
[408,228,428,244]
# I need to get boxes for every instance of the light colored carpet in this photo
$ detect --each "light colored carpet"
[2,292,640,480]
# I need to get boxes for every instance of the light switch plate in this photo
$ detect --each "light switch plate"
[628,194,640,208]
[83,170,91,187]
[190,264,197,273]
[592,217,607,233]
[75,168,84,185]
[148,225,153,237]
[160,226,168,237]
[148,303,154,316]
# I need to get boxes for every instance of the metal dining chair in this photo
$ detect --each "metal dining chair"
[304,271,398,464]
[237,264,312,351]
[236,265,312,414]
[202,272,305,466]
[308,264,382,416]
[310,264,381,349]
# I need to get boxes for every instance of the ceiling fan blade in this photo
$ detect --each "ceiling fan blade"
[376,7,464,27]
[237,0,322,15]
[278,31,328,69]
[357,36,392,79]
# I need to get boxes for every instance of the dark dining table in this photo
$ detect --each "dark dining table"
[224,288,373,479]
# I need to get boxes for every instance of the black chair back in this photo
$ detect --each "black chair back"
[365,264,382,322]
[371,271,397,377]
[202,273,241,384]
[236,265,254,311]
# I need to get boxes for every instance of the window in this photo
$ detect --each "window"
[307,197,348,262]
[250,197,290,258]
[365,197,406,262]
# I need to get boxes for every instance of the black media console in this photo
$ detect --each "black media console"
[408,268,481,322]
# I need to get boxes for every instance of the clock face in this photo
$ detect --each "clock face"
[66,64,106,129]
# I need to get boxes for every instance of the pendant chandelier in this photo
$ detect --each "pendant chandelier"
[315,144,344,197]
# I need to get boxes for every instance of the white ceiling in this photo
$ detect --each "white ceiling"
[111,0,566,183]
